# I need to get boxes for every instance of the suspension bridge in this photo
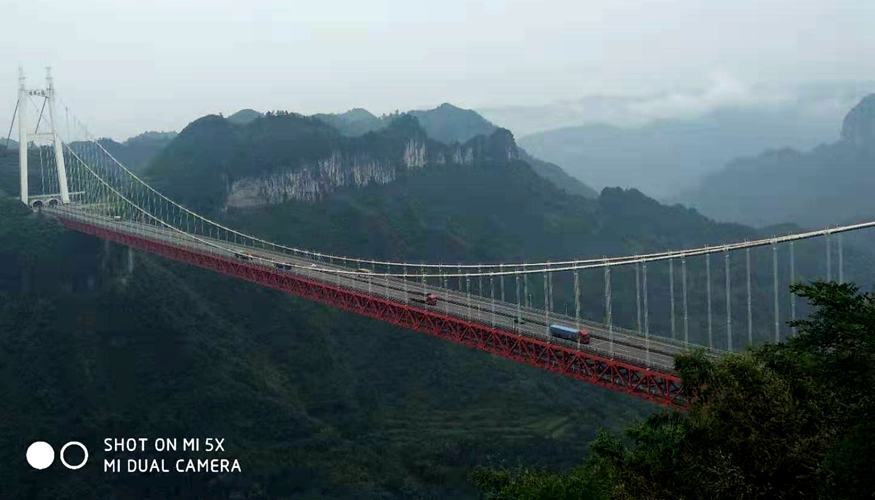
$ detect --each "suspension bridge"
[9,69,875,409]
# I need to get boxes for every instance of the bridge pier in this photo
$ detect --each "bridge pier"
[127,246,135,274]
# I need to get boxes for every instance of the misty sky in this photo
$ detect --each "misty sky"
[2,0,874,140]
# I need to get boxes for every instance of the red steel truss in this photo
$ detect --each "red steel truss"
[59,217,687,409]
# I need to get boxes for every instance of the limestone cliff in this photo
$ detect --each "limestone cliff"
[225,128,518,208]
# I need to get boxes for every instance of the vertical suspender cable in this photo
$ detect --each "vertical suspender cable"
[524,271,529,308]
[669,258,676,340]
[773,242,780,343]
[466,274,471,319]
[706,254,713,349]
[604,263,613,357]
[826,232,832,282]
[548,270,554,314]
[635,262,642,332]
[444,271,449,315]
[643,261,650,365]
[725,249,732,352]
[682,257,689,345]
[746,248,753,347]
[643,262,649,335]
[500,264,505,303]
[574,269,580,330]
[490,276,495,326]
[790,241,796,336]
[544,270,549,335]
[515,272,521,330]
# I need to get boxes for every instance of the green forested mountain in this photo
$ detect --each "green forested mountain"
[315,103,495,144]
[70,131,177,173]
[408,103,497,144]
[2,144,660,499]
[474,281,875,500]
[518,148,598,198]
[147,110,531,214]
[144,111,870,345]
[227,108,264,125]
[312,108,384,136]
[2,105,872,499]
[311,103,598,197]
[676,94,875,228]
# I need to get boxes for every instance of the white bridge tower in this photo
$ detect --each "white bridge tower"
[18,66,70,205]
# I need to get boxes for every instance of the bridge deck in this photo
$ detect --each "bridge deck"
[50,205,688,408]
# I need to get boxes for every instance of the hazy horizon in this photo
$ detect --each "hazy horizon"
[3,0,874,141]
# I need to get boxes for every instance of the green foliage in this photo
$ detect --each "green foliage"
[408,103,497,145]
[475,282,875,499]
[0,187,656,498]
[227,108,264,125]
[471,464,611,500]
[313,108,384,136]
[315,102,497,145]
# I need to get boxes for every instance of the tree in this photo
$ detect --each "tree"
[474,281,875,500]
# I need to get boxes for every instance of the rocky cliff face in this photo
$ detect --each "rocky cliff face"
[226,130,518,208]
[841,94,875,147]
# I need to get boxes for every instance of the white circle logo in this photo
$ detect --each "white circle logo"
[26,441,55,470]
[60,441,88,470]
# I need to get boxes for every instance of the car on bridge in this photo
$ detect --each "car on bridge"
[410,293,438,306]
[549,324,590,344]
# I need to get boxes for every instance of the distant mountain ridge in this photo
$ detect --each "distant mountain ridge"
[227,108,263,125]
[68,131,177,172]
[312,108,384,137]
[675,94,875,228]
[518,104,854,199]
[311,103,597,198]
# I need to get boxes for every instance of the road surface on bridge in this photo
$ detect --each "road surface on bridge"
[50,205,710,370]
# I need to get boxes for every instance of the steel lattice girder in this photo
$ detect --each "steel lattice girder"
[59,217,687,409]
